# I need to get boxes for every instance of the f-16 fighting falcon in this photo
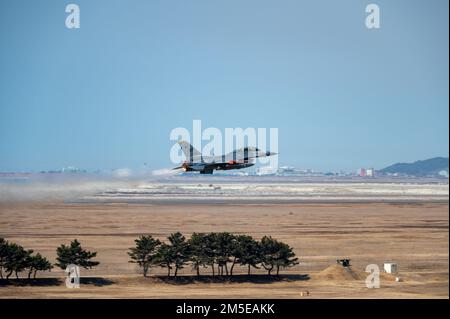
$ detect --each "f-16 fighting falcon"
[173,141,277,174]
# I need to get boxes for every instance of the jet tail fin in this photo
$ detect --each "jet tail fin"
[178,140,202,162]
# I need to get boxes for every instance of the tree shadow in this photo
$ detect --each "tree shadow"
[153,274,310,285]
[80,277,115,286]
[0,278,62,287]
[0,277,115,287]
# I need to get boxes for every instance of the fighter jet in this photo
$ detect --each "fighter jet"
[172,141,277,174]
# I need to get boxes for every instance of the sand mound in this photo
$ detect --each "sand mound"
[380,272,399,282]
[315,264,364,281]
[314,264,401,283]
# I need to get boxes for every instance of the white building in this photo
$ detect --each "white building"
[256,166,277,176]
[384,263,398,274]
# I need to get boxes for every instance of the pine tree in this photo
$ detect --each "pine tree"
[27,253,53,279]
[155,243,174,277]
[274,241,298,276]
[215,232,235,276]
[204,233,218,276]
[3,243,32,279]
[0,238,8,279]
[260,236,281,275]
[55,239,99,270]
[187,233,210,277]
[167,232,189,277]
[234,235,261,276]
[128,235,161,277]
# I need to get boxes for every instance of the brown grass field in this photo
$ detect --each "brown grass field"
[0,202,448,298]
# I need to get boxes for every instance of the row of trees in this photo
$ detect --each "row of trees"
[128,232,298,277]
[0,238,53,279]
[2,233,298,280]
[0,238,99,280]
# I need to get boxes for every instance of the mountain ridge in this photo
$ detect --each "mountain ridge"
[381,157,449,177]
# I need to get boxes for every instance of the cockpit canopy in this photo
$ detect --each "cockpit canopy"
[240,146,261,152]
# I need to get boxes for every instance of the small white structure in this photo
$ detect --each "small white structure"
[384,263,398,274]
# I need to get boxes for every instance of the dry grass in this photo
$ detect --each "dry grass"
[0,202,448,298]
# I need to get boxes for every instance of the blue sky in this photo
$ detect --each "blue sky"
[0,0,448,172]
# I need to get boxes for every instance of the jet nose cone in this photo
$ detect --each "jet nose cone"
[266,151,278,156]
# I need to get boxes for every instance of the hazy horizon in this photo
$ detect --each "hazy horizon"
[0,155,448,174]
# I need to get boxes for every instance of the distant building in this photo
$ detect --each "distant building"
[384,263,398,274]
[277,166,295,175]
[256,166,277,176]
[438,170,449,178]
[357,168,367,177]
[61,166,78,173]
[357,168,375,177]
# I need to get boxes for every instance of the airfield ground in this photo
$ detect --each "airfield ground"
[0,202,448,298]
